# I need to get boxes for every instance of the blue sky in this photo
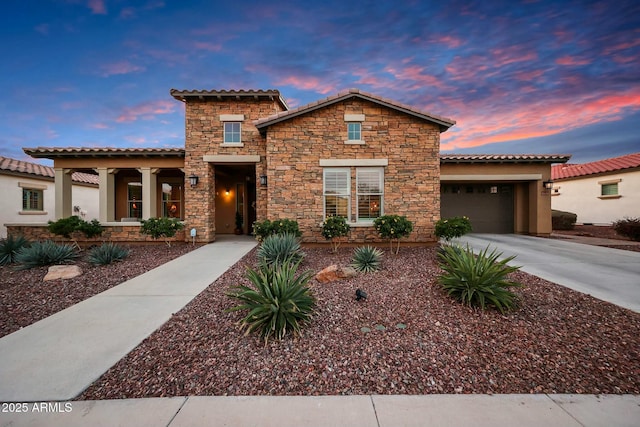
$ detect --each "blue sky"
[1,0,638,165]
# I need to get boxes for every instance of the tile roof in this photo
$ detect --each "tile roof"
[440,154,571,164]
[0,156,99,185]
[254,88,456,132]
[24,147,185,158]
[170,88,288,110]
[552,152,640,180]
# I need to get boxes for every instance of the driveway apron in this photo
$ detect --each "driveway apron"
[455,234,640,313]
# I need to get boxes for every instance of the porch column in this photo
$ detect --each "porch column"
[54,168,73,219]
[140,167,158,220]
[97,168,116,222]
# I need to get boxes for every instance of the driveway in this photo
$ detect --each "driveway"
[455,234,640,313]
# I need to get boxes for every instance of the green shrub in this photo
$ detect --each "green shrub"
[552,209,577,230]
[257,233,305,266]
[351,246,383,273]
[253,219,302,241]
[373,215,413,254]
[0,235,30,265]
[321,216,350,252]
[48,216,103,239]
[437,244,522,314]
[226,259,316,343]
[140,217,184,246]
[613,217,640,241]
[87,243,130,265]
[435,216,472,242]
[14,240,78,270]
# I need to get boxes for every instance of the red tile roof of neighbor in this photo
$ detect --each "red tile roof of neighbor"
[551,152,640,180]
[440,154,571,163]
[0,156,99,185]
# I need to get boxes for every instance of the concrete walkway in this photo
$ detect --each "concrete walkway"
[0,236,257,402]
[455,234,640,313]
[2,394,639,426]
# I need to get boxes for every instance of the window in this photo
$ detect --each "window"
[161,182,182,219]
[356,168,383,221]
[601,183,618,196]
[128,182,142,219]
[347,122,361,141]
[323,168,350,219]
[22,188,43,211]
[223,122,241,144]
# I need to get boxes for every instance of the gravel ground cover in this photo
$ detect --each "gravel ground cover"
[79,246,640,399]
[552,225,640,252]
[0,243,198,338]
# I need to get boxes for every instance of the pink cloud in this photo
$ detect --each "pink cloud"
[92,123,109,129]
[87,0,107,15]
[274,76,336,94]
[489,47,538,67]
[513,69,545,81]
[556,55,591,66]
[194,41,222,52]
[100,61,145,77]
[431,35,464,48]
[385,65,448,90]
[116,100,175,123]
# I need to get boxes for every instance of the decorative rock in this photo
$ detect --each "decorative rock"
[44,265,82,281]
[360,327,371,333]
[315,265,358,283]
[375,324,386,331]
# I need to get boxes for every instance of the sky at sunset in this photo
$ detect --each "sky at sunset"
[1,0,638,165]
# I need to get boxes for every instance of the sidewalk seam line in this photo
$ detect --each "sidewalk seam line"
[166,396,189,427]
[546,394,585,427]
[370,395,381,427]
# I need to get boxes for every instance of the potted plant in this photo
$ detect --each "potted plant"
[234,212,243,235]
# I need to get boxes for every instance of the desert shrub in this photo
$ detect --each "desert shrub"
[226,259,316,343]
[321,216,350,252]
[0,235,30,265]
[140,217,184,246]
[253,219,302,241]
[373,214,413,254]
[351,245,383,273]
[257,233,305,266]
[437,244,522,314]
[613,217,640,241]
[14,240,78,270]
[48,216,103,239]
[87,242,130,265]
[435,216,472,242]
[552,209,577,230]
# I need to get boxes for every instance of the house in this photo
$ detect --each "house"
[551,152,640,225]
[14,88,569,243]
[0,156,99,238]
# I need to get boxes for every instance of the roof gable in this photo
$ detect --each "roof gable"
[552,152,640,180]
[254,88,456,132]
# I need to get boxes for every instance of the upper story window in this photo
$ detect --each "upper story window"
[344,113,365,144]
[22,188,43,211]
[224,122,241,144]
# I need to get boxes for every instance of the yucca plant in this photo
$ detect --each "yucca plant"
[226,259,316,343]
[14,240,78,270]
[437,244,522,314]
[351,245,383,273]
[87,242,130,265]
[0,235,30,265]
[257,233,305,266]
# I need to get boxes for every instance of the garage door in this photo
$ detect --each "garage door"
[440,183,514,233]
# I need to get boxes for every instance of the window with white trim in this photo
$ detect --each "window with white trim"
[223,122,241,144]
[356,168,383,221]
[22,188,43,211]
[323,168,350,219]
[347,122,361,141]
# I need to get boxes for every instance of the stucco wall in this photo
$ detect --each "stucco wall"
[552,170,640,224]
[1,174,98,238]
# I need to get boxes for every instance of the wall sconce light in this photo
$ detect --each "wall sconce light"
[225,187,230,196]
[188,174,199,187]
[260,175,267,186]
[543,180,553,190]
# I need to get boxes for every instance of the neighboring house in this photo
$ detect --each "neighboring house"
[551,152,640,225]
[19,88,569,243]
[0,156,99,238]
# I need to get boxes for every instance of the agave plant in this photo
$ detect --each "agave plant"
[14,240,78,270]
[351,245,383,273]
[226,259,316,343]
[257,233,305,266]
[87,242,130,265]
[437,244,522,314]
[0,235,30,266]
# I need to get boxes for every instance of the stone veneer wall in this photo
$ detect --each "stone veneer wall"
[183,97,284,242]
[6,224,186,245]
[264,98,441,243]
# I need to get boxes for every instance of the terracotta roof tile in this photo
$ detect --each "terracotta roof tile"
[170,88,288,110]
[552,152,640,180]
[440,154,571,163]
[0,156,98,185]
[23,147,185,158]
